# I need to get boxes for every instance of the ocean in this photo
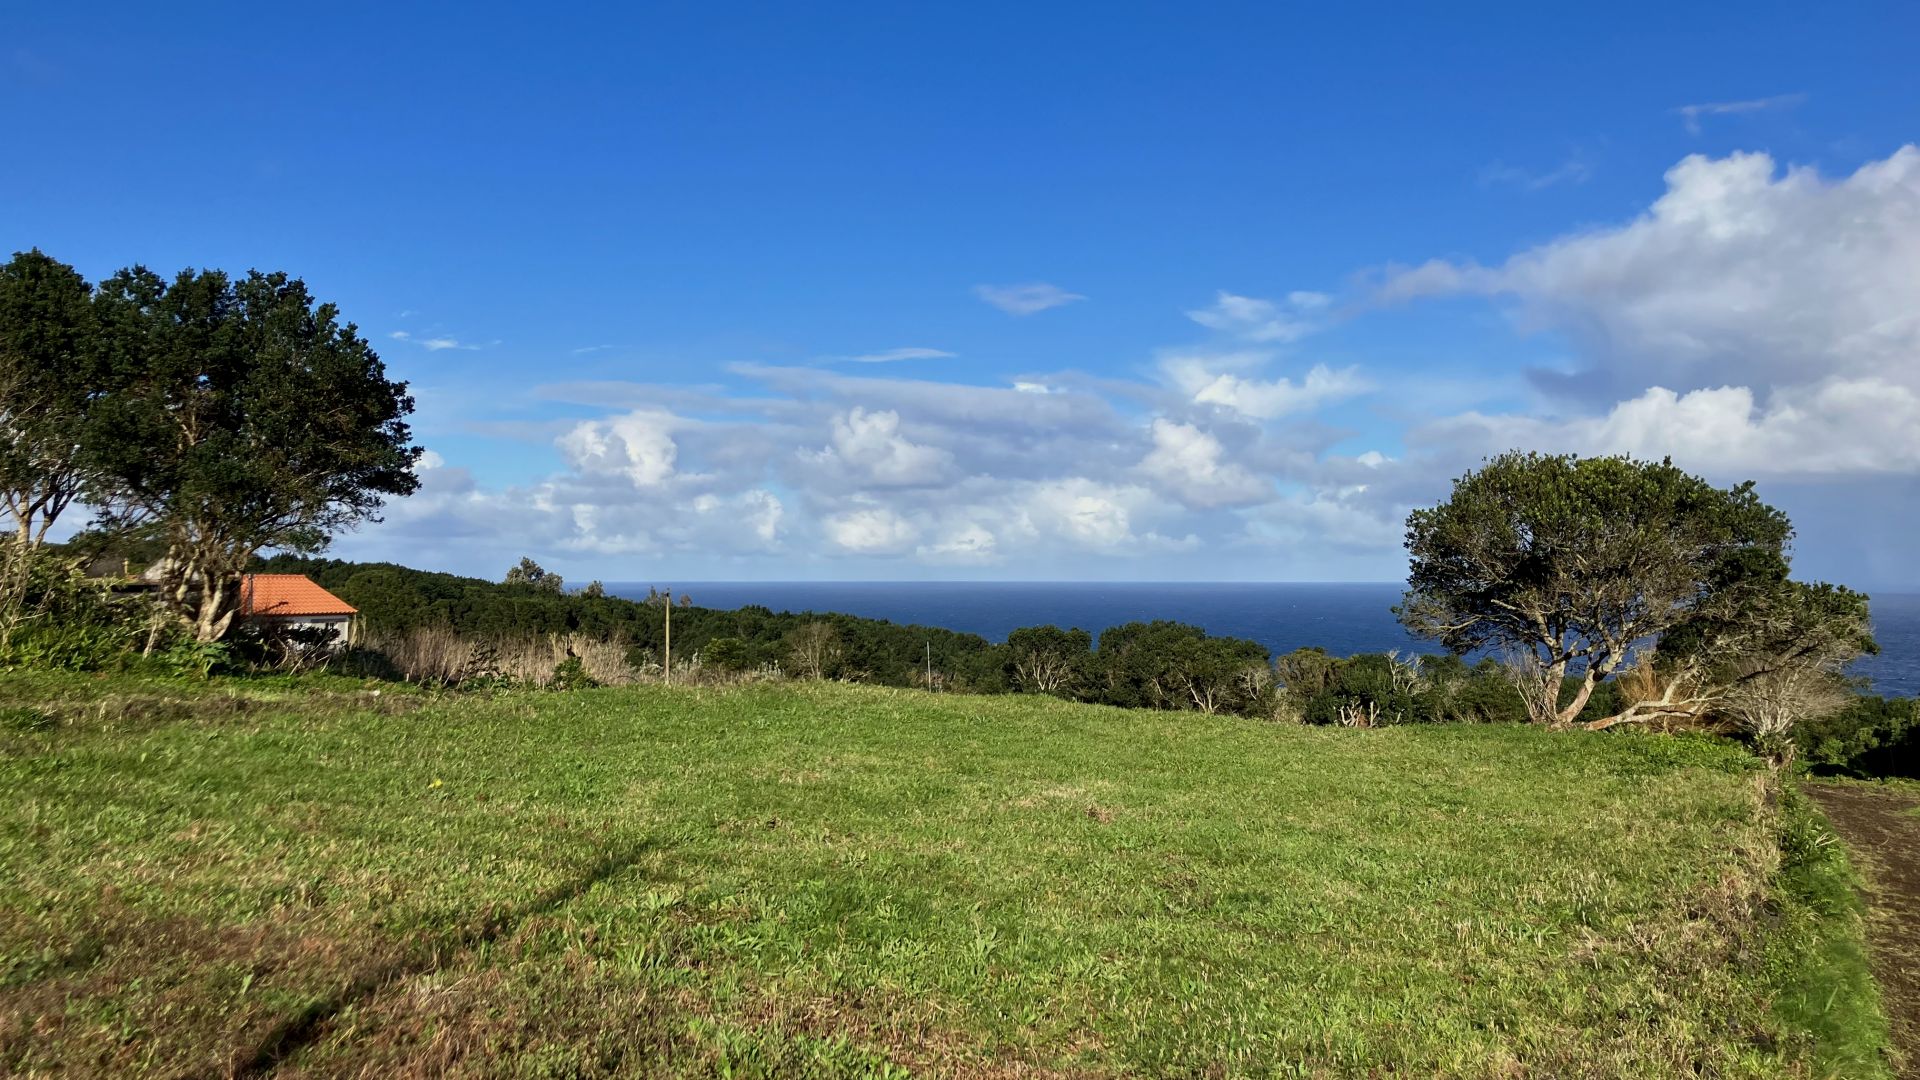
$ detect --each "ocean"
[607,582,1920,698]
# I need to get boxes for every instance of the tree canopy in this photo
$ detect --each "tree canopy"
[88,267,420,640]
[1399,452,1794,726]
[0,249,100,550]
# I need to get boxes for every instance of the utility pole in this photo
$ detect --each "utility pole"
[925,641,932,691]
[663,587,672,687]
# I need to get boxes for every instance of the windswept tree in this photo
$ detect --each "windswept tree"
[1004,624,1093,695]
[505,557,565,594]
[0,250,101,552]
[89,267,420,641]
[1095,620,1271,715]
[1602,580,1877,759]
[785,620,843,680]
[1399,452,1793,727]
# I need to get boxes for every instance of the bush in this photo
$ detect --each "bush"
[702,636,753,672]
[1275,649,1532,726]
[1798,695,1920,779]
[549,654,599,691]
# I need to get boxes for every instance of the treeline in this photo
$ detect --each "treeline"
[263,555,1574,724]
[261,552,1919,775]
[258,555,1009,690]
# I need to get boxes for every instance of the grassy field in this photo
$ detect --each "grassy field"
[0,675,1888,1077]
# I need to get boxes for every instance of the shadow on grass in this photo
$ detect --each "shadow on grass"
[230,839,661,1077]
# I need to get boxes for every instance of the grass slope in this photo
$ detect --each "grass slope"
[0,678,1879,1077]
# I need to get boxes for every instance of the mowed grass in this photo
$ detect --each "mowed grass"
[0,677,1859,1077]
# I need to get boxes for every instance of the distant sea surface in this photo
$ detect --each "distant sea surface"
[606,582,1920,698]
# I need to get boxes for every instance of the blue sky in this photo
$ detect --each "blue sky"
[6,3,1918,586]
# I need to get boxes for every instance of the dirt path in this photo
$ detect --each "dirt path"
[1807,783,1920,1077]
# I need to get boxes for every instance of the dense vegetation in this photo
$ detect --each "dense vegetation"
[0,249,417,647]
[258,553,1587,724]
[0,675,1889,1077]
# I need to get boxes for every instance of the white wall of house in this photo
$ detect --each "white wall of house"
[246,615,353,647]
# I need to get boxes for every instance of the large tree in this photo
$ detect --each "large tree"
[89,267,421,641]
[0,250,100,552]
[1398,452,1793,727]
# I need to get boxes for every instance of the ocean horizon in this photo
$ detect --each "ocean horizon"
[606,581,1920,699]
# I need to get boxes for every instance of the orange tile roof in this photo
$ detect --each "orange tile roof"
[239,574,357,618]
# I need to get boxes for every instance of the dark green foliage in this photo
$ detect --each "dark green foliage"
[87,265,420,640]
[0,249,102,549]
[1798,696,1920,779]
[701,636,753,672]
[1401,451,1792,724]
[258,555,1010,692]
[0,548,143,671]
[549,654,598,691]
[1093,621,1271,715]
[1275,648,1532,725]
[0,706,55,732]
[505,557,564,594]
[1003,625,1092,695]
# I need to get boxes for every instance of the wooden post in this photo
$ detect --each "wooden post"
[664,589,672,686]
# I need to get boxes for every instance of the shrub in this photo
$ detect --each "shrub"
[702,636,752,672]
[549,654,599,691]
[1797,695,1920,779]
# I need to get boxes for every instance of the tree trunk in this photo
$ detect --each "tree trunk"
[1553,666,1599,728]
[192,572,239,643]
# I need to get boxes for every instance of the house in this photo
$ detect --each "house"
[239,574,357,647]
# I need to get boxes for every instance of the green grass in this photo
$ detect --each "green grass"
[0,676,1884,1077]
[1763,788,1895,1080]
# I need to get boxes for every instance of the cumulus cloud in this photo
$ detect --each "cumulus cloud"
[1161,353,1370,420]
[974,282,1086,315]
[1380,147,1920,396]
[1136,419,1271,507]
[918,523,998,564]
[558,410,681,487]
[335,147,1919,585]
[825,507,919,553]
[802,407,955,487]
[1420,379,1920,476]
[1377,145,1920,481]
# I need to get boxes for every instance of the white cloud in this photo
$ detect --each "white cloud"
[918,523,999,564]
[833,347,956,364]
[803,407,955,487]
[335,147,1920,585]
[557,410,680,488]
[1162,354,1370,420]
[388,328,484,351]
[1379,146,1920,477]
[1421,379,1920,476]
[1185,290,1322,343]
[1674,93,1805,135]
[1136,419,1270,507]
[825,507,919,553]
[974,282,1086,315]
